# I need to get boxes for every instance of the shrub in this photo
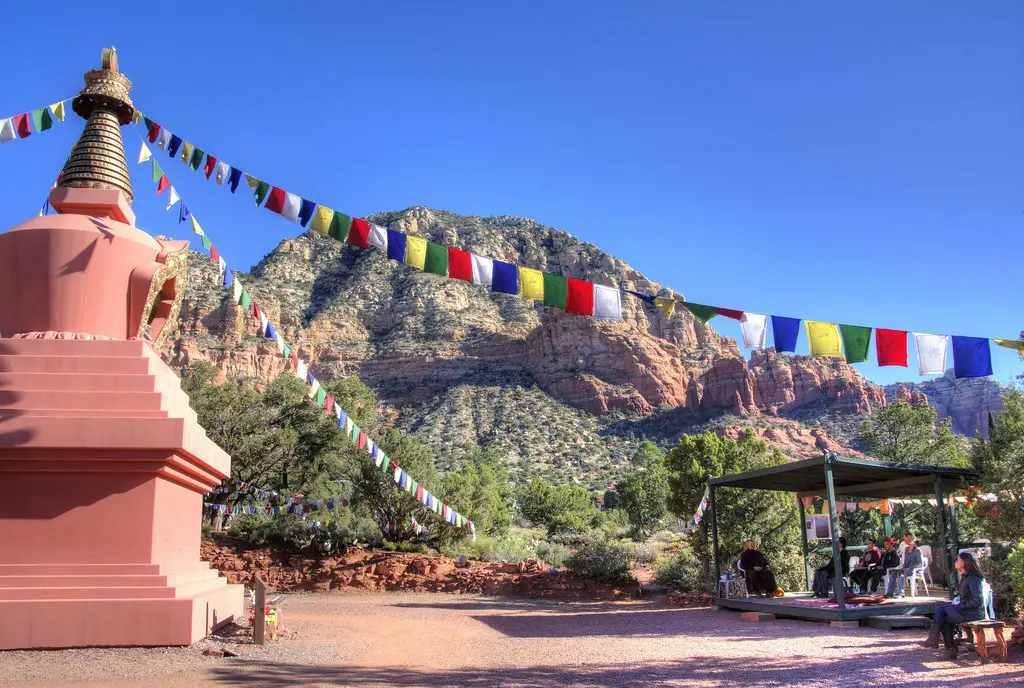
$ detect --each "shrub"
[228,511,383,554]
[535,540,571,569]
[652,530,676,544]
[440,534,537,563]
[655,548,708,593]
[630,543,658,568]
[566,535,633,584]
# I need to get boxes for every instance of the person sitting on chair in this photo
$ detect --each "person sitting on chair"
[875,537,901,593]
[885,533,923,598]
[739,538,777,598]
[812,537,850,598]
[919,551,986,659]
[849,538,883,594]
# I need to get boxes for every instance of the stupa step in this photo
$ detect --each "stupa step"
[1,408,169,419]
[0,339,151,358]
[4,389,164,411]
[0,569,221,589]
[0,372,158,393]
[0,585,180,601]
[0,354,152,375]
[0,563,162,576]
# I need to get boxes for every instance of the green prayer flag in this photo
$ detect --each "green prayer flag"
[189,148,204,171]
[282,342,291,358]
[254,181,270,206]
[839,325,872,364]
[684,302,720,325]
[423,242,448,276]
[351,423,361,442]
[315,386,327,406]
[151,160,164,183]
[328,212,351,242]
[542,273,568,308]
[200,234,212,250]
[380,453,390,473]
[31,107,53,132]
[143,116,153,130]
[239,288,252,310]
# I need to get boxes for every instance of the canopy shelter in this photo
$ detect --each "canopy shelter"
[707,452,978,621]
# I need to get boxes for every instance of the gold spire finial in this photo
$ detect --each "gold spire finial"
[58,48,135,204]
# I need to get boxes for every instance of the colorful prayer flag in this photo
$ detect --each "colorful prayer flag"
[254,181,270,206]
[282,193,302,222]
[839,325,871,364]
[519,266,544,300]
[228,167,243,193]
[405,236,427,269]
[471,254,493,287]
[491,260,519,295]
[593,284,622,321]
[387,229,407,262]
[952,336,992,378]
[167,134,182,157]
[31,107,53,132]
[806,321,843,358]
[298,199,317,227]
[265,186,287,214]
[994,339,1024,354]
[450,247,473,282]
[347,218,371,248]
[653,297,676,321]
[165,186,180,211]
[50,101,65,122]
[740,312,768,349]
[424,242,449,276]
[368,224,388,250]
[876,329,908,367]
[543,273,568,308]
[771,316,801,353]
[329,212,351,242]
[566,278,595,316]
[310,206,334,235]
[684,303,719,325]
[215,161,230,185]
[914,333,949,376]
[180,141,194,164]
[137,143,151,164]
[156,175,170,195]
[204,154,217,179]
[188,148,204,171]
[147,120,160,143]
[0,118,15,143]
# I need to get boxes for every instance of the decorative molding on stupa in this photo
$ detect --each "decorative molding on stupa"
[57,47,135,204]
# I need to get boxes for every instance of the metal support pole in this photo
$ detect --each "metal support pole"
[949,495,960,598]
[709,484,721,596]
[935,476,953,599]
[798,494,810,590]
[253,578,267,646]
[824,458,846,616]
[883,512,893,540]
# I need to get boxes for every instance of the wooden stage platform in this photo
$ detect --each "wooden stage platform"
[715,590,948,622]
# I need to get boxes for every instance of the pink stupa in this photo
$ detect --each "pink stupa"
[0,48,243,649]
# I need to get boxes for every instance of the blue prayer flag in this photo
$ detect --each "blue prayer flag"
[178,204,190,224]
[771,316,801,353]
[339,410,348,427]
[386,229,407,262]
[491,260,519,295]
[265,322,276,340]
[223,269,233,289]
[298,199,317,227]
[168,135,182,159]
[228,168,243,193]
[307,371,316,385]
[624,289,656,305]
[952,336,992,378]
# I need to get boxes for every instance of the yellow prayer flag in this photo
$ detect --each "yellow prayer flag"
[190,217,205,237]
[518,266,544,300]
[131,109,143,124]
[180,141,194,164]
[405,236,427,270]
[806,320,843,358]
[50,102,65,122]
[994,339,1024,354]
[654,297,676,321]
[137,143,152,165]
[310,206,334,235]
[308,378,320,399]
[245,173,260,190]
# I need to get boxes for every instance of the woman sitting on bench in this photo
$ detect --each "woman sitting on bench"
[920,551,986,659]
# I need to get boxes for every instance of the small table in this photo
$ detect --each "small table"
[717,577,747,599]
[961,621,1008,664]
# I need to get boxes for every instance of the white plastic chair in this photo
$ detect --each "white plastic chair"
[917,545,934,586]
[733,559,749,598]
[908,556,929,597]
[982,581,995,620]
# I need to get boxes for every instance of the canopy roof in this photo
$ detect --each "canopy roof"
[707,453,978,498]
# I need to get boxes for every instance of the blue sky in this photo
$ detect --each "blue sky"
[1,2,1021,387]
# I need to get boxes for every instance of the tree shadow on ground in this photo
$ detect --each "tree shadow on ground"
[207,654,1023,688]
[392,599,664,613]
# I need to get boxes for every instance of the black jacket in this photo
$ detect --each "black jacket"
[942,574,986,624]
[880,549,901,570]
[820,549,851,575]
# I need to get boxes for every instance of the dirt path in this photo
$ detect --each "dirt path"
[1,593,1021,687]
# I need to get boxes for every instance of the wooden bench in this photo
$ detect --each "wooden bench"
[961,621,1008,663]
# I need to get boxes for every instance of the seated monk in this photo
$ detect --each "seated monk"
[740,538,778,598]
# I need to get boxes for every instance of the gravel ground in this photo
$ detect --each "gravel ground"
[1,593,1021,688]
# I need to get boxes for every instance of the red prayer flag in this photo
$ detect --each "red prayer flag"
[156,175,170,195]
[264,186,286,214]
[14,113,31,138]
[876,328,908,367]
[358,430,367,450]
[324,394,334,413]
[147,121,160,143]
[204,154,217,180]
[347,218,371,249]
[448,248,473,281]
[290,352,299,370]
[415,484,424,501]
[252,302,261,320]
[210,245,221,264]
[717,308,744,320]
[566,278,595,316]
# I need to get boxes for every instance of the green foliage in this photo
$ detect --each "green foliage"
[516,479,602,536]
[602,489,620,510]
[655,547,708,593]
[860,399,966,467]
[438,450,514,540]
[629,542,658,567]
[1004,541,1024,616]
[974,388,1024,542]
[535,540,571,568]
[617,441,670,538]
[565,534,633,584]
[665,430,802,591]
[439,534,536,563]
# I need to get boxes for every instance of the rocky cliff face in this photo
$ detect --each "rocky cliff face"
[163,207,898,481]
[886,372,1006,439]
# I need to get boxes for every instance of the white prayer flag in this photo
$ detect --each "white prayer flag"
[334,404,342,419]
[740,313,768,349]
[471,254,493,287]
[914,333,949,376]
[217,256,227,278]
[345,417,353,434]
[259,312,269,335]
[282,192,301,222]
[214,161,230,185]
[394,467,402,483]
[0,118,15,143]
[295,359,308,381]
[156,128,172,150]
[165,186,180,211]
[368,224,389,251]
[593,284,623,321]
[137,143,152,164]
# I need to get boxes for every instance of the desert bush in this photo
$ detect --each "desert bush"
[227,511,382,554]
[440,534,537,563]
[535,540,571,569]
[630,542,658,568]
[655,548,709,593]
[566,534,633,584]
[652,530,676,544]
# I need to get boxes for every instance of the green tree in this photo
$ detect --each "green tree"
[602,489,620,511]
[973,388,1024,542]
[665,430,801,590]
[516,479,600,536]
[439,450,514,539]
[617,441,669,539]
[861,399,966,467]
